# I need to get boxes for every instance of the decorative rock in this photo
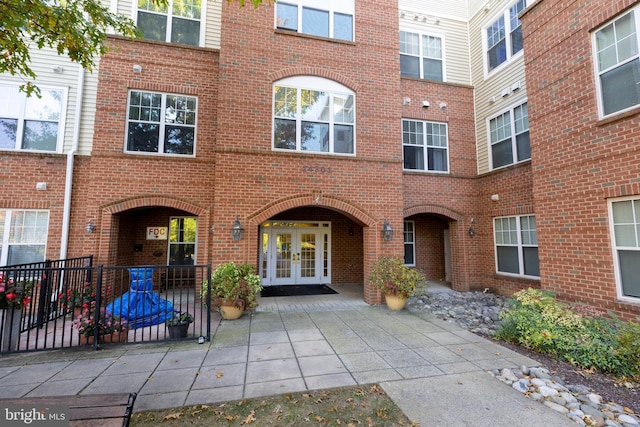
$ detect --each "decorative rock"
[567,413,587,426]
[539,385,559,397]
[512,379,529,393]
[604,420,623,427]
[618,414,640,425]
[544,400,570,414]
[501,368,519,382]
[531,378,547,387]
[588,393,603,405]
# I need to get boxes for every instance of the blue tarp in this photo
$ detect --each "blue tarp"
[106,268,174,329]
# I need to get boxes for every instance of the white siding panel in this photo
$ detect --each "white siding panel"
[78,65,99,157]
[400,0,469,19]
[204,0,222,49]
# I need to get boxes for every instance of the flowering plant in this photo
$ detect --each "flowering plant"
[59,282,97,310]
[0,273,33,309]
[72,304,128,337]
[369,256,425,298]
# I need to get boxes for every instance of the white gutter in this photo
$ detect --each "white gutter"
[60,66,85,259]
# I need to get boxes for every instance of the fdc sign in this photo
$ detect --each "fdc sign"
[146,227,168,240]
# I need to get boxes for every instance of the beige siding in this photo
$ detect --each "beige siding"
[468,0,529,174]
[78,65,99,157]
[400,0,469,19]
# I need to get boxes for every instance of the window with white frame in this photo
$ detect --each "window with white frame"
[404,220,415,266]
[494,215,539,277]
[594,8,640,117]
[0,83,64,152]
[400,31,443,81]
[126,91,197,156]
[403,119,449,172]
[137,0,202,46]
[489,102,530,169]
[276,0,354,42]
[485,0,527,73]
[0,210,49,266]
[273,76,355,155]
[610,198,640,299]
[168,217,196,265]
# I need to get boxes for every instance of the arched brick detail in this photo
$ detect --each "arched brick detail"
[269,68,360,92]
[247,193,376,227]
[101,195,207,216]
[404,204,465,222]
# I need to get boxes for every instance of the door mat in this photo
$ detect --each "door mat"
[261,284,338,297]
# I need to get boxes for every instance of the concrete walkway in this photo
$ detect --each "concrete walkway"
[0,284,573,426]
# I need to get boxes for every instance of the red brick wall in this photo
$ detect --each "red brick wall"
[521,0,640,320]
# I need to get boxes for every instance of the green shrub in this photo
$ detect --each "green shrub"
[495,288,639,378]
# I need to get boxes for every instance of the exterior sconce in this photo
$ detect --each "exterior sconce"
[382,219,393,241]
[468,227,475,237]
[210,225,215,234]
[85,220,96,234]
[231,216,244,241]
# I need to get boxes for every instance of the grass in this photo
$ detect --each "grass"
[131,384,418,426]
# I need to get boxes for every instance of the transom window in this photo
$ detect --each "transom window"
[0,83,64,152]
[610,198,640,299]
[126,91,197,156]
[404,221,415,266]
[137,0,202,46]
[594,8,640,117]
[485,0,527,73]
[276,0,354,41]
[489,102,530,169]
[273,76,355,155]
[0,210,49,266]
[400,31,443,81]
[494,215,539,278]
[402,119,449,172]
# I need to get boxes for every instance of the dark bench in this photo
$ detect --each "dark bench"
[160,266,196,291]
[0,392,137,427]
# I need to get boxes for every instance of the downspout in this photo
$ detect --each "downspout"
[60,66,85,259]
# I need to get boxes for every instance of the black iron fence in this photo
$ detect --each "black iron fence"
[0,259,211,354]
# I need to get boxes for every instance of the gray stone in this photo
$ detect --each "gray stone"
[539,385,559,397]
[512,379,529,393]
[544,400,569,414]
[581,404,605,419]
[619,414,640,426]
[501,368,519,382]
[559,391,578,405]
[568,384,591,394]
[587,393,603,405]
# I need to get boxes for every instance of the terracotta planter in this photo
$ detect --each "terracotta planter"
[79,328,129,345]
[384,294,407,311]
[219,300,244,320]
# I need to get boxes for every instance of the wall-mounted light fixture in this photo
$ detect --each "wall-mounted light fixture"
[403,97,411,105]
[133,64,142,73]
[231,216,244,241]
[439,102,447,111]
[468,227,476,237]
[85,220,96,234]
[422,100,430,108]
[210,225,215,234]
[382,219,393,241]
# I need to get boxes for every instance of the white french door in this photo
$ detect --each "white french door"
[260,222,331,286]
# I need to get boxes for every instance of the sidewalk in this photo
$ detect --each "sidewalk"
[0,284,574,426]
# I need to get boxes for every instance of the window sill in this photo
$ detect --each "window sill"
[597,105,640,127]
[274,29,355,46]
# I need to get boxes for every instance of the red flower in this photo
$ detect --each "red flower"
[6,292,17,301]
[22,297,31,306]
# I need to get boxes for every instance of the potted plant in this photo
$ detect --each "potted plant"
[165,311,194,338]
[0,273,33,352]
[369,256,425,311]
[59,281,97,318]
[200,262,262,320]
[73,306,128,345]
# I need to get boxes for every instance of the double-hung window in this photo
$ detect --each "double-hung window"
[400,31,443,81]
[402,119,449,172]
[494,215,539,278]
[0,210,49,266]
[137,0,202,46]
[485,0,527,73]
[126,91,197,156]
[404,221,416,266]
[0,83,64,152]
[610,198,640,299]
[489,102,530,169]
[594,8,640,117]
[276,0,354,42]
[273,76,355,155]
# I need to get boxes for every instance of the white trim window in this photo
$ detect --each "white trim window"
[0,83,65,153]
[488,101,530,169]
[126,90,197,156]
[485,0,527,74]
[136,0,202,46]
[594,8,640,117]
[0,210,49,266]
[400,31,444,81]
[168,217,196,265]
[494,215,539,278]
[402,119,449,173]
[275,0,354,42]
[404,220,416,266]
[610,198,640,299]
[273,76,355,155]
